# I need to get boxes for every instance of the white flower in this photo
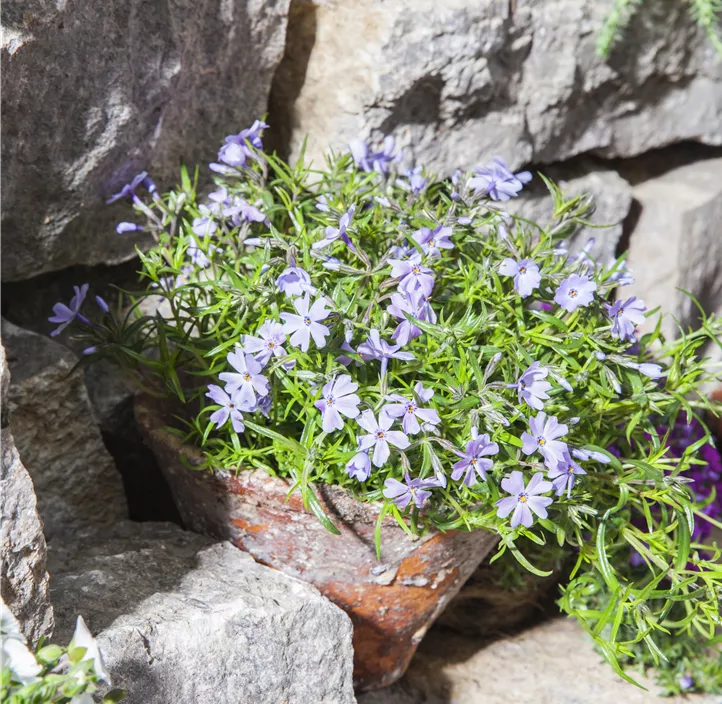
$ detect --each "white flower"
[1,598,41,685]
[71,615,111,684]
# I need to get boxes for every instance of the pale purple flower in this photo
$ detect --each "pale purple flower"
[571,448,612,464]
[554,274,597,312]
[349,135,401,175]
[357,329,415,379]
[495,471,553,528]
[387,288,436,346]
[276,266,316,297]
[186,243,213,268]
[346,449,372,482]
[629,361,664,379]
[280,294,331,352]
[402,165,427,194]
[383,472,441,509]
[116,221,144,234]
[106,171,153,204]
[413,224,454,258]
[382,383,441,435]
[316,195,330,212]
[452,428,499,486]
[547,451,586,497]
[242,321,287,366]
[192,213,216,239]
[95,296,109,313]
[337,330,360,367]
[312,205,356,251]
[468,158,532,201]
[216,120,268,167]
[82,346,97,356]
[206,384,246,433]
[208,186,231,209]
[224,198,266,225]
[356,409,410,467]
[508,361,551,411]
[389,252,435,297]
[314,374,361,433]
[605,297,646,341]
[679,676,694,691]
[49,284,90,336]
[499,258,542,298]
[521,412,569,469]
[218,349,269,409]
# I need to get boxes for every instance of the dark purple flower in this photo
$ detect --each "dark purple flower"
[507,361,551,411]
[242,321,287,366]
[48,284,90,336]
[314,374,361,433]
[276,266,316,297]
[346,449,372,481]
[452,428,499,486]
[468,158,532,201]
[382,382,440,435]
[116,221,145,234]
[357,329,415,379]
[389,252,435,297]
[349,135,402,175]
[356,410,410,467]
[547,451,586,497]
[499,258,541,298]
[313,205,356,251]
[383,472,441,509]
[206,384,245,433]
[495,471,553,528]
[219,349,269,409]
[605,297,646,341]
[280,294,331,352]
[521,412,569,469]
[554,274,597,312]
[106,171,152,204]
[412,225,454,258]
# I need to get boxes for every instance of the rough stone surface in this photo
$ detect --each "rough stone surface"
[2,320,128,540]
[277,0,722,174]
[1,0,291,281]
[1,341,54,644]
[509,161,633,263]
[358,618,718,704]
[623,157,722,340]
[50,521,356,704]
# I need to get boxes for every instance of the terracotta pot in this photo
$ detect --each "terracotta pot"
[135,395,497,690]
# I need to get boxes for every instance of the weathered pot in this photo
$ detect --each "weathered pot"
[135,395,497,690]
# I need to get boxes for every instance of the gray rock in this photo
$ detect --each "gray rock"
[2,320,128,540]
[278,0,722,175]
[358,618,717,704]
[1,0,291,281]
[51,521,356,704]
[1,421,54,644]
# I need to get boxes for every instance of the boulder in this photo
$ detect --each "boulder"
[1,0,291,281]
[0,342,54,645]
[276,0,722,174]
[357,618,718,704]
[50,521,356,704]
[2,320,128,540]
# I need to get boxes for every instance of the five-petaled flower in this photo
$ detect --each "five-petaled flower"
[389,252,435,297]
[242,321,288,366]
[452,428,499,486]
[313,205,357,251]
[357,329,415,379]
[382,382,441,435]
[605,297,646,341]
[413,224,453,258]
[383,472,441,509]
[495,471,553,528]
[521,412,569,469]
[315,374,362,433]
[508,361,552,411]
[468,157,532,201]
[346,448,372,482]
[280,294,331,352]
[48,284,90,337]
[554,274,597,312]
[499,258,542,298]
[206,384,246,433]
[219,348,269,409]
[276,266,316,297]
[356,409,410,467]
[547,451,586,497]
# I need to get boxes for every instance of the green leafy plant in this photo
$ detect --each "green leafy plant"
[56,124,722,692]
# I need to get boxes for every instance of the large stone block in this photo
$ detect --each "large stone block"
[2,320,128,540]
[0,338,54,645]
[276,0,722,174]
[50,521,356,704]
[1,0,291,281]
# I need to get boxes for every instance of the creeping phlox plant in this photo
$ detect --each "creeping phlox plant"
[1,599,124,703]
[56,122,722,692]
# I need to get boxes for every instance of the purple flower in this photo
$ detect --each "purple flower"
[276,267,316,298]
[314,374,361,433]
[218,349,269,409]
[186,243,213,268]
[412,224,454,258]
[452,428,499,486]
[116,221,144,234]
[192,212,217,239]
[495,471,553,528]
[383,472,441,509]
[387,288,436,346]
[499,258,542,298]
[508,361,551,411]
[605,297,646,341]
[554,274,597,312]
[402,165,427,194]
[382,383,441,435]
[312,205,356,251]
[356,409,410,467]
[547,451,586,497]
[224,198,266,226]
[316,195,330,212]
[627,361,664,379]
[357,329,415,379]
[206,384,246,433]
[389,252,435,297]
[521,412,569,469]
[280,294,331,352]
[48,284,90,336]
[679,676,694,691]
[349,135,401,175]
[468,158,532,201]
[216,120,268,167]
[242,321,287,366]
[571,448,612,464]
[95,296,110,314]
[106,171,153,204]
[346,449,372,482]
